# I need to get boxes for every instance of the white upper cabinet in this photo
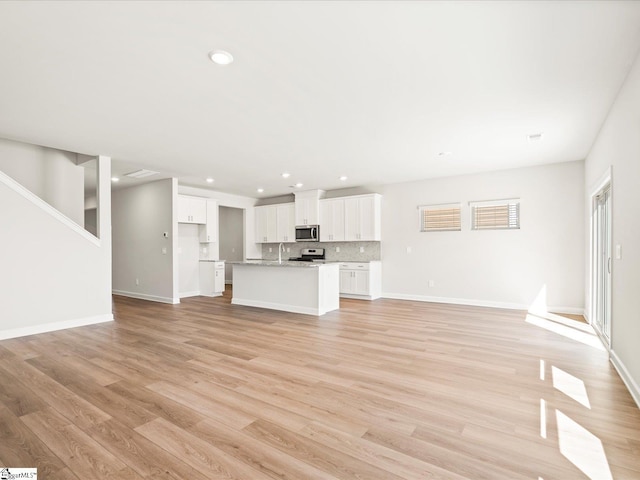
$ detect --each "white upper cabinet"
[199,199,218,243]
[255,205,277,243]
[178,195,207,224]
[344,194,381,241]
[294,190,325,225]
[255,203,294,243]
[319,198,345,242]
[276,203,296,242]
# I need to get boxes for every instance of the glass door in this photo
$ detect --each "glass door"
[593,185,612,342]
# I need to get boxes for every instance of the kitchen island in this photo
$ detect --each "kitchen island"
[231,261,339,316]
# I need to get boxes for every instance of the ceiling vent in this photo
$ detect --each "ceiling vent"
[124,169,159,179]
[527,133,544,142]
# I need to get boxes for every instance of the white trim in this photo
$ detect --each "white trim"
[179,291,201,299]
[340,293,379,301]
[588,166,613,198]
[0,169,100,247]
[0,314,113,341]
[112,290,180,304]
[231,298,328,316]
[381,292,584,314]
[468,198,520,207]
[610,350,640,410]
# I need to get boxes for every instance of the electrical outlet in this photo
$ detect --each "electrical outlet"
[336,246,340,253]
[359,246,364,253]
[162,247,168,255]
[232,247,235,253]
[406,246,412,254]
[428,280,435,287]
[135,278,139,285]
[287,247,290,252]
[202,247,207,254]
[269,247,272,253]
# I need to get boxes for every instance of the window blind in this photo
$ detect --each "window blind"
[471,199,520,230]
[419,204,461,232]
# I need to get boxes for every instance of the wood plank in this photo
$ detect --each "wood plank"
[0,293,638,479]
[135,417,274,480]
[20,407,128,479]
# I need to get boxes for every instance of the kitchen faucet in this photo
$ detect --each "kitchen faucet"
[278,242,285,264]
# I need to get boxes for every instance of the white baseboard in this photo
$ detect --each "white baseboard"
[381,292,583,315]
[0,314,113,341]
[112,290,180,304]
[610,350,640,410]
[232,298,327,316]
[179,291,200,299]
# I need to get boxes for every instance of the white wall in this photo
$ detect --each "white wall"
[584,51,640,406]
[112,178,178,304]
[0,154,112,339]
[378,161,585,312]
[179,185,260,260]
[0,138,84,225]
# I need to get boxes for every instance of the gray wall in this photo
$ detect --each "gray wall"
[585,49,640,406]
[219,206,244,283]
[112,178,178,303]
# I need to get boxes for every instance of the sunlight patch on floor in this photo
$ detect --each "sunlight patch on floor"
[556,410,613,480]
[552,365,591,408]
[526,314,604,350]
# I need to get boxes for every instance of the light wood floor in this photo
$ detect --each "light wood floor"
[1,292,639,479]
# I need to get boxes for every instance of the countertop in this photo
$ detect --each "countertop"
[230,260,339,268]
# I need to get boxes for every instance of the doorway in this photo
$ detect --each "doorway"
[591,180,612,344]
[219,206,244,285]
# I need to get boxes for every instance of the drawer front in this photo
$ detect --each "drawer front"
[339,262,370,271]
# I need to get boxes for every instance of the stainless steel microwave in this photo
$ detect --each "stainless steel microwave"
[295,225,320,242]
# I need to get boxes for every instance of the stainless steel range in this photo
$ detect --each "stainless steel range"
[288,248,325,262]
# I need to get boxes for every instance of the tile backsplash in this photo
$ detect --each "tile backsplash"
[261,242,380,262]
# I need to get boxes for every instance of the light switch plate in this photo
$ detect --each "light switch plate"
[616,244,621,259]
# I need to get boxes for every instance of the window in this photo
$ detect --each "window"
[419,203,461,232]
[470,199,520,230]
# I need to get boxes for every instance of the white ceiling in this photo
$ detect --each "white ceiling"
[1,1,640,198]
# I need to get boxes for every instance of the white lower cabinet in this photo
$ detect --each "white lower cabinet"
[199,261,225,297]
[338,261,381,300]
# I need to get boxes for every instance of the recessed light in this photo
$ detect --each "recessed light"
[295,183,304,188]
[339,176,348,181]
[206,177,214,183]
[257,188,264,193]
[281,172,291,178]
[209,50,233,65]
[111,177,119,182]
[438,152,452,157]
[527,133,544,142]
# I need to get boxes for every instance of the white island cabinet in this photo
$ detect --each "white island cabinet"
[231,261,339,316]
